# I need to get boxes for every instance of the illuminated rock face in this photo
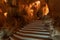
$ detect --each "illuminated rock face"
[18,0,48,20]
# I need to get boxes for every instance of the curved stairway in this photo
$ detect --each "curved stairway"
[9,20,51,40]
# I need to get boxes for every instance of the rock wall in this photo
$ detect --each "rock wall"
[48,0,60,35]
[48,0,60,17]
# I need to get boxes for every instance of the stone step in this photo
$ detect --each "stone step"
[23,27,42,29]
[19,29,50,32]
[17,31,50,35]
[14,32,50,39]
[18,29,50,33]
[22,26,49,29]
[23,25,49,28]
[13,34,40,40]
[14,34,50,40]
[20,29,50,33]
[22,28,49,31]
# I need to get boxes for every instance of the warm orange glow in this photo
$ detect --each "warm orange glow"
[27,8,34,16]
[4,12,7,17]
[32,3,35,6]
[42,4,49,16]
[30,9,34,16]
[25,0,41,18]
[25,4,33,16]
[35,1,41,5]
[34,1,41,9]
[4,0,7,3]
[29,4,32,8]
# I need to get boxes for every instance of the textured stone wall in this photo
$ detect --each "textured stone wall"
[48,0,60,17]
[48,0,60,36]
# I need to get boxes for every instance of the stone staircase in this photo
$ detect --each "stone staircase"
[9,20,51,40]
